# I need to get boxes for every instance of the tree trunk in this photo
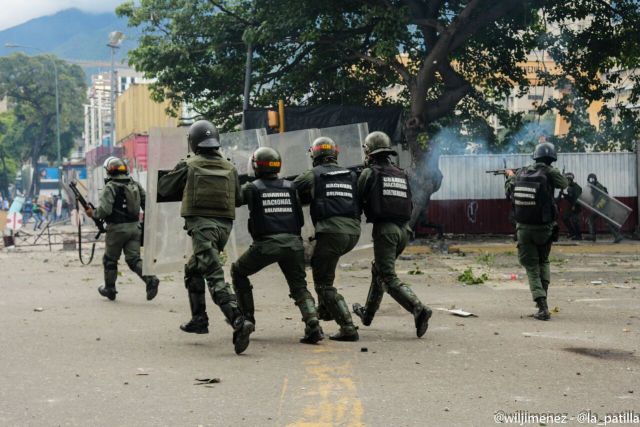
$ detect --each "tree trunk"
[405,114,443,231]
[0,151,8,199]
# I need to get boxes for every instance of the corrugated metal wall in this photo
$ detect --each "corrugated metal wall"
[432,152,637,200]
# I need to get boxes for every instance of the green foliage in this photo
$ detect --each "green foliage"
[476,252,495,266]
[118,1,640,153]
[0,53,86,194]
[457,267,488,285]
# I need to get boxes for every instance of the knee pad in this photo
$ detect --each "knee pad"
[318,286,337,302]
[103,256,118,271]
[125,257,141,271]
[213,291,237,306]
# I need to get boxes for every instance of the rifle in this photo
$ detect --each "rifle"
[485,167,523,176]
[69,181,106,239]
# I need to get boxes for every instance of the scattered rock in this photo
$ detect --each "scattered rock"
[33,307,44,312]
[361,347,368,352]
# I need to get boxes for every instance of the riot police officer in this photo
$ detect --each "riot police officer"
[157,120,254,355]
[231,147,324,345]
[352,132,432,338]
[561,172,582,240]
[505,143,568,320]
[86,157,160,301]
[294,137,360,341]
[586,173,623,243]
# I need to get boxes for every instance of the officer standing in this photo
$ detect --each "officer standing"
[86,157,160,301]
[586,173,623,243]
[293,137,360,342]
[561,172,582,240]
[157,120,254,355]
[231,147,324,345]
[505,143,568,321]
[352,131,432,338]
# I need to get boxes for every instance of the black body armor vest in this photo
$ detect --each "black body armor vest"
[249,178,303,238]
[513,167,556,225]
[364,163,412,223]
[310,164,359,224]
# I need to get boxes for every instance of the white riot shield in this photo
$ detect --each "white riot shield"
[142,127,190,275]
[259,129,315,178]
[220,129,266,261]
[577,184,632,228]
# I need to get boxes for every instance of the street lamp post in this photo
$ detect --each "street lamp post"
[5,43,62,197]
[107,31,125,147]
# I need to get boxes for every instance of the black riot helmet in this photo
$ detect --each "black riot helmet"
[103,156,128,176]
[564,172,575,182]
[532,142,557,164]
[363,131,397,157]
[251,147,282,178]
[587,173,597,184]
[188,120,220,152]
[310,137,339,164]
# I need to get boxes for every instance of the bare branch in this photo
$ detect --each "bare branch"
[353,52,412,83]
[207,0,256,26]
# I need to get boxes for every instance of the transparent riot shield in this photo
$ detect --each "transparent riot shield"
[316,123,368,168]
[142,127,190,275]
[259,129,315,178]
[220,129,266,261]
[577,184,632,228]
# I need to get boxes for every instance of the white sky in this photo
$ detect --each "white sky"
[0,0,123,31]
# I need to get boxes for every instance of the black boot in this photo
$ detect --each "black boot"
[352,303,373,326]
[145,276,160,301]
[329,328,359,342]
[300,320,324,344]
[180,292,209,334]
[414,306,433,338]
[232,315,254,355]
[98,269,118,301]
[533,297,550,321]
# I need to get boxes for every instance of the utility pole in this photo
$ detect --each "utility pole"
[107,32,125,147]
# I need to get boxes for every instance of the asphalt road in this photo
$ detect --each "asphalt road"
[1,239,639,426]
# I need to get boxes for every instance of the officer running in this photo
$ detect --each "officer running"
[86,157,160,301]
[157,120,254,355]
[586,173,623,243]
[294,137,360,342]
[561,172,582,240]
[352,131,432,338]
[505,142,568,321]
[231,147,324,345]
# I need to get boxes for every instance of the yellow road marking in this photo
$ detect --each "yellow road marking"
[287,348,364,427]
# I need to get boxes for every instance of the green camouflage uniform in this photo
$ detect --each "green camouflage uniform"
[356,166,425,323]
[562,181,582,238]
[93,174,159,297]
[506,163,568,301]
[157,151,243,326]
[231,179,320,335]
[294,162,360,336]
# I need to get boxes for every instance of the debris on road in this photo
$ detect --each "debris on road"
[436,307,478,317]
[33,307,44,312]
[195,378,221,385]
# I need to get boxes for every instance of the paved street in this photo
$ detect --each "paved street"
[1,239,639,426]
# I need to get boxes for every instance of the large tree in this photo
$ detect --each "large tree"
[118,0,640,224]
[0,53,87,196]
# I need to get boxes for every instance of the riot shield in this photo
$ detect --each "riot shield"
[259,129,315,178]
[577,184,632,228]
[142,127,190,275]
[220,129,266,261]
[316,123,367,168]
